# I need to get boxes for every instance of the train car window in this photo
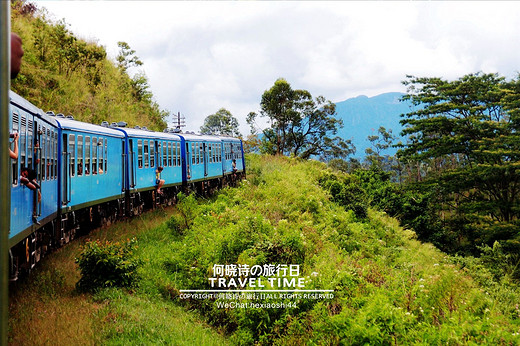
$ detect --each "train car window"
[28,119,33,169]
[191,143,195,165]
[200,143,204,164]
[172,143,176,167]
[176,142,180,166]
[20,115,26,169]
[195,143,200,164]
[163,141,167,167]
[69,134,75,177]
[98,137,103,174]
[48,130,51,179]
[138,139,143,168]
[50,132,53,179]
[177,142,180,166]
[150,141,155,167]
[92,137,98,175]
[51,131,58,180]
[46,129,50,180]
[104,139,108,173]
[168,142,172,166]
[144,141,149,168]
[40,126,45,181]
[213,144,216,163]
[77,135,83,176]
[85,136,91,175]
[11,111,19,185]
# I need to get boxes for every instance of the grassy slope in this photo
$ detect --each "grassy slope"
[8,208,230,345]
[9,155,520,344]
[11,4,167,131]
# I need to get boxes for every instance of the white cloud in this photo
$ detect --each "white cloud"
[34,1,520,134]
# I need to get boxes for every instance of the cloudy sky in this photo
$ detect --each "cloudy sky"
[35,1,520,134]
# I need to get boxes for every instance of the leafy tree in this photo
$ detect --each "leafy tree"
[200,108,241,137]
[398,72,520,252]
[252,78,354,160]
[116,41,143,72]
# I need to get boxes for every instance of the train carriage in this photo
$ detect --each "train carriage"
[220,136,245,177]
[9,92,60,275]
[177,133,224,193]
[54,117,126,230]
[9,92,59,247]
[113,126,183,212]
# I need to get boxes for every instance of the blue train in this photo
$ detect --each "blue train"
[8,90,245,279]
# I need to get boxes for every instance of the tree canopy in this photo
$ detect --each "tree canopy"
[200,108,241,137]
[250,78,354,160]
[398,72,520,251]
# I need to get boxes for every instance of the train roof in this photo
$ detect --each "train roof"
[218,136,242,143]
[176,133,223,142]
[10,91,59,128]
[114,126,182,141]
[54,117,125,138]
[9,91,44,116]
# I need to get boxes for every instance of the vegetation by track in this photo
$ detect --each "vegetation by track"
[9,154,520,344]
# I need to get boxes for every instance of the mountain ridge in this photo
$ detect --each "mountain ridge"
[334,92,411,157]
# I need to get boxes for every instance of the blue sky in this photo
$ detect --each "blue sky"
[35,1,520,134]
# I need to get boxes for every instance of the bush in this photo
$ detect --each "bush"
[318,172,368,219]
[75,238,141,292]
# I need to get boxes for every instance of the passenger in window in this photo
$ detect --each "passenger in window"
[9,132,19,160]
[20,167,41,224]
[99,163,103,174]
[77,164,83,176]
[34,140,40,164]
[155,166,165,195]
[232,159,237,173]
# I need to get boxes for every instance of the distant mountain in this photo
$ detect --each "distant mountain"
[334,92,412,158]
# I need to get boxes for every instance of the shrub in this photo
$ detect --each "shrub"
[75,238,141,292]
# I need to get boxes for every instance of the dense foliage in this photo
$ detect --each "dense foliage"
[146,155,520,344]
[327,72,520,281]
[75,238,141,292]
[397,73,520,260]
[11,1,168,130]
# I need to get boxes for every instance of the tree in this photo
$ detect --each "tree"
[200,108,241,137]
[398,72,520,251]
[253,78,354,160]
[116,41,143,72]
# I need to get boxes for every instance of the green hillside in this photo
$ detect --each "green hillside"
[10,154,520,344]
[10,1,167,130]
